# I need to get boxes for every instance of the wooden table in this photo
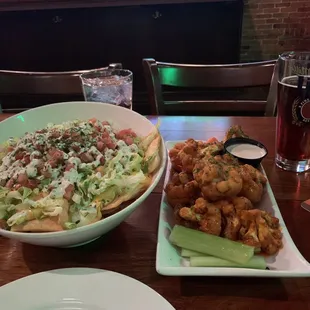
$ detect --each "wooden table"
[1,114,310,309]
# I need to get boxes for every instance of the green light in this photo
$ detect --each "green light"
[160,68,180,86]
[16,115,25,122]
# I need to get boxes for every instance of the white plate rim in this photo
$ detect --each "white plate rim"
[0,267,175,309]
[156,140,310,277]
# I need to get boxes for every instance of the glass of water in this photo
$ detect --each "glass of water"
[80,67,133,109]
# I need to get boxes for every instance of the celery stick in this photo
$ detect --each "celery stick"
[190,256,266,269]
[181,247,261,260]
[181,248,210,258]
[169,225,254,264]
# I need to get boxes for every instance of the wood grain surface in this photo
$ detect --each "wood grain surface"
[1,113,310,310]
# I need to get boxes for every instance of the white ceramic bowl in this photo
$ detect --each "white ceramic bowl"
[0,102,166,247]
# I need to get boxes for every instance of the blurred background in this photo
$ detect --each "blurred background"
[0,0,309,114]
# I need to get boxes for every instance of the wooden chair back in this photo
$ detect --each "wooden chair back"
[0,63,122,113]
[142,58,277,116]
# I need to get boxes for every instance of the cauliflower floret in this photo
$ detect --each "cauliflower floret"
[193,157,243,201]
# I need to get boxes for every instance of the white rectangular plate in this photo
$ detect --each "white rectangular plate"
[156,141,310,277]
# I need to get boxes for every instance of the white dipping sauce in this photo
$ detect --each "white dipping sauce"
[227,143,266,159]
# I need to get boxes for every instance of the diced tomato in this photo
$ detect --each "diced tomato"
[90,118,104,131]
[35,144,44,152]
[97,141,105,152]
[26,179,38,189]
[206,137,219,143]
[89,118,97,124]
[124,136,134,145]
[48,148,64,163]
[116,129,137,139]
[50,131,61,138]
[99,157,105,165]
[36,160,44,169]
[48,159,58,168]
[101,121,110,126]
[65,163,75,172]
[48,187,54,192]
[63,131,71,139]
[102,131,110,139]
[71,131,80,138]
[5,179,14,188]
[15,151,25,160]
[13,184,22,190]
[116,129,137,146]
[63,184,74,200]
[53,150,63,161]
[72,144,81,152]
[108,142,116,149]
[17,173,28,186]
[80,152,94,163]
[22,154,31,165]
[40,168,52,178]
[71,135,83,144]
[102,137,116,150]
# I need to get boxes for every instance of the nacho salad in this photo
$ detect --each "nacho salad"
[0,118,161,232]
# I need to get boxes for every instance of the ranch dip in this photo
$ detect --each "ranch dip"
[226,143,266,159]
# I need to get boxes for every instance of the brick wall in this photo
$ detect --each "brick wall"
[241,0,310,61]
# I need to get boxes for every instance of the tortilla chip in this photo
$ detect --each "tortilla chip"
[139,126,160,152]
[11,217,64,232]
[145,135,161,174]
[101,177,152,214]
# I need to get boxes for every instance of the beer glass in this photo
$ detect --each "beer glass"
[276,51,310,172]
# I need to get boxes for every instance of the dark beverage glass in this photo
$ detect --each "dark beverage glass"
[276,51,310,172]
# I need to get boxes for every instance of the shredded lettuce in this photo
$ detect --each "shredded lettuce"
[126,154,143,173]
[0,187,9,200]
[95,186,117,205]
[141,161,148,174]
[40,178,51,188]
[72,193,82,204]
[75,202,102,228]
[5,191,23,205]
[79,164,94,176]
[42,206,63,217]
[7,210,29,226]
[0,202,7,219]
[32,197,66,217]
[21,187,32,200]
[64,222,77,230]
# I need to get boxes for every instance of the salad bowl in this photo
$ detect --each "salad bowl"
[0,102,166,247]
